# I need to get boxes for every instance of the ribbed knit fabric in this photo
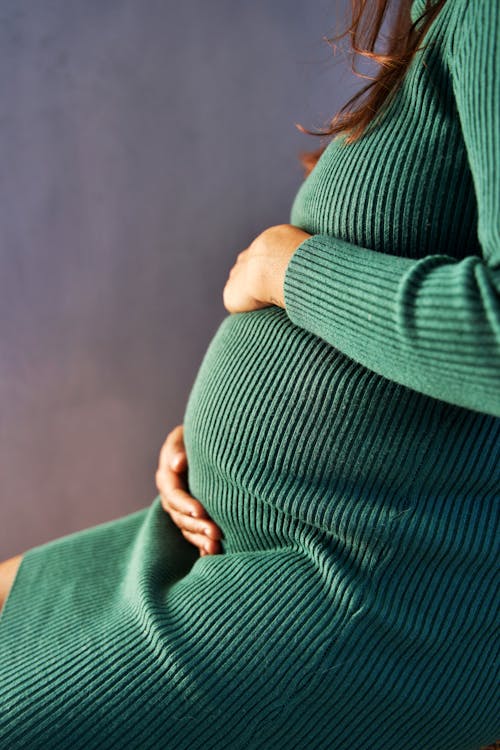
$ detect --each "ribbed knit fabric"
[1,1,499,748]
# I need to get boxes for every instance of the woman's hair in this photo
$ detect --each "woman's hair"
[298,0,448,176]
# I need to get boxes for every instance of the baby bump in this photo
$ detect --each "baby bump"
[182,306,498,551]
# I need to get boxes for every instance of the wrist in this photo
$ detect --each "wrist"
[258,254,286,309]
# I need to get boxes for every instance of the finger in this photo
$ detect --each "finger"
[159,487,210,523]
[169,443,187,472]
[181,529,222,555]
[157,460,206,514]
[157,471,210,519]
[171,453,187,472]
[168,507,222,541]
[168,489,212,521]
[158,425,186,472]
[155,462,190,504]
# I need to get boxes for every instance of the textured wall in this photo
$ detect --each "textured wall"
[0,0,361,558]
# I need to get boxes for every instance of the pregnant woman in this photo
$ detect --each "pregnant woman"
[0,0,498,747]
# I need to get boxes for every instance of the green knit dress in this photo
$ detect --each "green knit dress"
[1,1,499,748]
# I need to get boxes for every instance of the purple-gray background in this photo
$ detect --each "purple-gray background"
[1,0,367,559]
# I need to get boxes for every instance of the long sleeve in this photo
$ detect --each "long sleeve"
[283,0,500,418]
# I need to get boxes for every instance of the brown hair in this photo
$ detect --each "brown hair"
[297,0,448,176]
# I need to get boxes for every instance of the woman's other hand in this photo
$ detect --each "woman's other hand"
[156,424,223,556]
[223,223,311,314]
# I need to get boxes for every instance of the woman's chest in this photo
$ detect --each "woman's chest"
[290,11,479,262]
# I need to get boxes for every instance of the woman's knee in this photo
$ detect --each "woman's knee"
[0,554,23,612]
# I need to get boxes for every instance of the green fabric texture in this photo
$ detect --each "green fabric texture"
[284,0,500,417]
[1,1,499,748]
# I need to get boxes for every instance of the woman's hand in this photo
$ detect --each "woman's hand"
[156,424,223,556]
[223,223,312,313]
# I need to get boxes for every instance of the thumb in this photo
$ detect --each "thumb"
[171,451,187,471]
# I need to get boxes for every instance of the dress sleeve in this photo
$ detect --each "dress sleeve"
[283,0,500,418]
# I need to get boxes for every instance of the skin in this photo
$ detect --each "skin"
[0,224,312,603]
[156,423,224,556]
[222,223,311,314]
[0,555,23,613]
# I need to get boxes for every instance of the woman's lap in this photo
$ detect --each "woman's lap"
[0,496,498,749]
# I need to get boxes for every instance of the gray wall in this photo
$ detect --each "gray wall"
[0,0,360,559]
